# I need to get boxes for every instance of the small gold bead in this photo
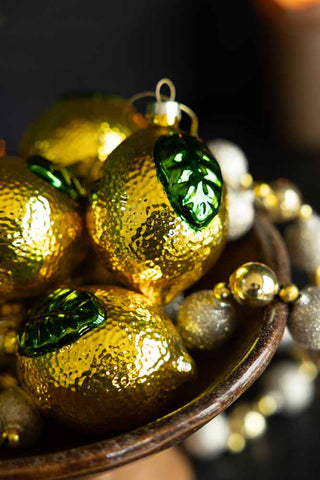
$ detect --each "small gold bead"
[3,428,20,448]
[299,361,318,381]
[256,394,278,417]
[255,179,302,223]
[227,432,246,453]
[242,411,266,439]
[299,204,313,220]
[229,262,279,307]
[253,182,272,198]
[240,173,253,190]
[212,282,231,300]
[229,403,267,439]
[279,283,300,303]
[3,330,17,355]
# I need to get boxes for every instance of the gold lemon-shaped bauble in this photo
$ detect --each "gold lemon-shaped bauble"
[19,93,147,183]
[87,112,227,305]
[17,286,196,434]
[0,155,84,300]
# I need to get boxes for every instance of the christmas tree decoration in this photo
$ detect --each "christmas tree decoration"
[87,79,228,305]
[17,286,195,434]
[0,155,85,300]
[19,93,147,183]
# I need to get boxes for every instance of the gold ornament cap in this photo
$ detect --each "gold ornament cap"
[146,100,181,127]
[128,78,199,136]
[146,78,181,127]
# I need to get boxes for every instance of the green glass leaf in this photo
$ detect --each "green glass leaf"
[27,155,86,200]
[154,133,223,229]
[18,288,106,357]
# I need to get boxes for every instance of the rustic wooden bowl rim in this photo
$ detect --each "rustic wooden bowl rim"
[0,214,289,480]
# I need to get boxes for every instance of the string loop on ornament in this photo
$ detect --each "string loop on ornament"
[126,78,199,137]
[155,78,176,102]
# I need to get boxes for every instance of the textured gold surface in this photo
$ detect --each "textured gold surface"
[87,126,228,305]
[0,156,83,299]
[19,95,147,183]
[17,286,196,434]
[229,262,279,307]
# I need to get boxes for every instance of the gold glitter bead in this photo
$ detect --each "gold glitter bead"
[254,179,302,223]
[213,282,231,300]
[17,286,196,434]
[229,262,279,307]
[279,283,300,303]
[176,290,236,350]
[19,94,147,184]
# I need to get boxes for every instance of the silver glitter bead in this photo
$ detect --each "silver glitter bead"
[288,286,320,349]
[176,290,236,350]
[184,413,230,459]
[285,213,320,274]
[208,139,248,189]
[227,188,255,241]
[162,293,185,322]
[263,361,315,415]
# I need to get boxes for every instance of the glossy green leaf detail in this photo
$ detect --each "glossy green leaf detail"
[27,155,86,200]
[18,288,106,357]
[154,133,223,229]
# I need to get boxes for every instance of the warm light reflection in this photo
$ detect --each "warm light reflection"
[0,139,6,157]
[98,123,126,160]
[134,336,167,378]
[273,0,320,10]
[13,195,52,255]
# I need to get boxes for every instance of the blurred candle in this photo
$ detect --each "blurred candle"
[0,140,5,157]
[255,0,320,149]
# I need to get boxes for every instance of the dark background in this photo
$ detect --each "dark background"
[1,1,320,479]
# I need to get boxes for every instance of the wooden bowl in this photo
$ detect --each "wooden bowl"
[0,213,290,480]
